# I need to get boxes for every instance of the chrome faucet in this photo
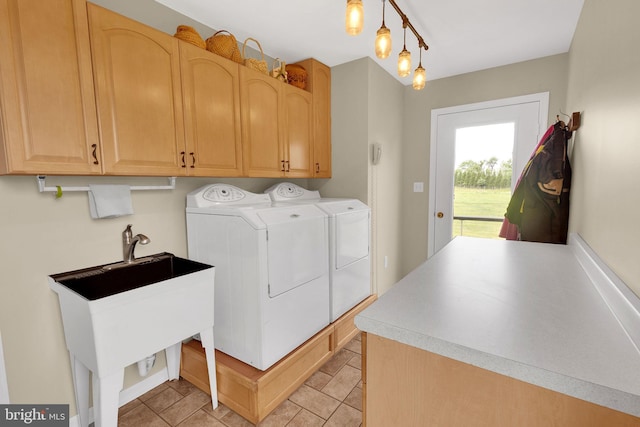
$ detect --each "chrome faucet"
[122,224,150,264]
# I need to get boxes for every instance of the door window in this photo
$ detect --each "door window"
[453,123,514,239]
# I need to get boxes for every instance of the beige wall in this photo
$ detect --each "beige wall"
[0,175,293,409]
[400,54,569,275]
[321,57,405,296]
[367,60,405,296]
[564,0,640,295]
[309,59,369,203]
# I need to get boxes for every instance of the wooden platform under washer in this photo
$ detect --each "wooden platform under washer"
[180,295,377,424]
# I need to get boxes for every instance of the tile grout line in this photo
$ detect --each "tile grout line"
[121,335,363,426]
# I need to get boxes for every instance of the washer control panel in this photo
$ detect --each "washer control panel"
[203,185,246,202]
[187,184,271,207]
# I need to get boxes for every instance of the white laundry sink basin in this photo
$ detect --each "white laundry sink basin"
[49,252,214,374]
[49,253,218,427]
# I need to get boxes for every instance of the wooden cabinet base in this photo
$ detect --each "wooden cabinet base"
[180,295,376,424]
[363,333,640,427]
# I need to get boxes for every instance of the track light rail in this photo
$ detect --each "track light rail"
[388,0,429,51]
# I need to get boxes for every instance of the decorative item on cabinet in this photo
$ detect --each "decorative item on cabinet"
[174,25,206,49]
[242,38,269,75]
[205,30,243,63]
[285,63,308,89]
[271,58,288,83]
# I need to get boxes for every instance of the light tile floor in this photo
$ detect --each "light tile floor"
[117,334,363,426]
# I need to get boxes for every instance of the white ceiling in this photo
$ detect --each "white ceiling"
[154,0,584,84]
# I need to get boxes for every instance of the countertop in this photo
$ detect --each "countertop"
[355,236,640,417]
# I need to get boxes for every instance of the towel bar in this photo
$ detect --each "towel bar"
[36,176,177,197]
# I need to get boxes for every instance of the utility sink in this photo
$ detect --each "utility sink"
[50,252,210,300]
[49,253,218,427]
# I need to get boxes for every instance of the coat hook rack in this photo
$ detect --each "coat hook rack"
[568,112,581,132]
[37,175,176,197]
[557,111,581,132]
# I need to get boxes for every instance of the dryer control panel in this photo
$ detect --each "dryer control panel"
[265,182,320,202]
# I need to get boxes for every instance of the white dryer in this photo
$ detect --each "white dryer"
[186,184,330,370]
[266,183,371,322]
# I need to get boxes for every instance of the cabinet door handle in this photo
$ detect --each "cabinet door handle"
[281,160,286,172]
[285,160,290,172]
[190,152,195,168]
[91,144,99,165]
[315,162,320,173]
[180,151,186,168]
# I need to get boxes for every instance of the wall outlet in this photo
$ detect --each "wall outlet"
[413,182,424,192]
[384,255,388,268]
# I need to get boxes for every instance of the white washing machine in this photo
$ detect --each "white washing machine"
[265,183,371,322]
[186,184,330,370]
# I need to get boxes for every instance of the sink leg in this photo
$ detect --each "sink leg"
[92,369,124,427]
[165,342,181,381]
[199,328,218,409]
[69,355,90,427]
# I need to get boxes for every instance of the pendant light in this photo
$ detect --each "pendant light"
[345,0,364,36]
[375,0,392,59]
[397,20,411,77]
[413,47,426,90]
[345,0,432,85]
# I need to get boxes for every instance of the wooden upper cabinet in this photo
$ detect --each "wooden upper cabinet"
[240,67,314,178]
[240,67,284,177]
[0,0,101,175]
[283,86,313,178]
[298,59,331,177]
[179,42,243,176]
[0,0,331,178]
[88,3,185,176]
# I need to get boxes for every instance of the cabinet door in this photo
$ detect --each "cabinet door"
[180,42,243,176]
[240,67,283,177]
[88,4,185,176]
[299,59,332,177]
[0,0,101,175]
[283,86,313,177]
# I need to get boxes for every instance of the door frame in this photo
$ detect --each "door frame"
[428,92,549,258]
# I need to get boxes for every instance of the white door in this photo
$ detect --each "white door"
[428,93,549,257]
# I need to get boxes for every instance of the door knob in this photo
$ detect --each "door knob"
[437,212,444,218]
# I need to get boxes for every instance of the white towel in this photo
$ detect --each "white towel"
[88,185,134,219]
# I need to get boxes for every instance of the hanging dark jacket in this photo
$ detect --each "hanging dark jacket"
[505,122,572,243]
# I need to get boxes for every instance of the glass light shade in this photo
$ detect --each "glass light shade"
[397,48,412,77]
[345,0,364,36]
[413,65,426,90]
[375,26,392,59]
